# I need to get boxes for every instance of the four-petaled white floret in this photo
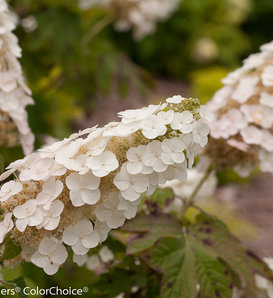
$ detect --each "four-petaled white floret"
[31,238,68,275]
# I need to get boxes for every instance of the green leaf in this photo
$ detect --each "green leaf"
[2,239,22,260]
[149,187,175,208]
[147,236,236,298]
[114,255,150,274]
[142,213,272,298]
[144,276,161,298]
[148,237,198,298]
[245,250,273,281]
[121,213,182,254]
[8,276,28,298]
[144,187,175,215]
[193,246,235,298]
[190,214,273,296]
[122,213,181,233]
[131,273,148,287]
[91,269,135,297]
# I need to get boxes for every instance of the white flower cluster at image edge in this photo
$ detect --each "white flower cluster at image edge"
[207,40,273,176]
[0,0,34,154]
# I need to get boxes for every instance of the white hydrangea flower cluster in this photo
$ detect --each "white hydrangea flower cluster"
[207,40,273,176]
[78,0,181,40]
[0,96,209,275]
[0,0,34,154]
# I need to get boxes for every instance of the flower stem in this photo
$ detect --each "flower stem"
[0,279,16,288]
[82,14,114,46]
[181,165,214,219]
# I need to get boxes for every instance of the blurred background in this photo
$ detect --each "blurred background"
[6,0,273,144]
[1,0,273,295]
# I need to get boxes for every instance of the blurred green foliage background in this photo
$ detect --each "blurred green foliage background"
[5,0,273,148]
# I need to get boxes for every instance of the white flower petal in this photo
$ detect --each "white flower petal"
[82,231,100,248]
[82,189,100,205]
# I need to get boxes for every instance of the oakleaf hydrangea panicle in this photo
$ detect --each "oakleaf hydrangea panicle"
[0,96,209,274]
[207,40,273,176]
[0,0,34,154]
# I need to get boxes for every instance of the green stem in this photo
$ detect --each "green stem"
[191,203,210,217]
[82,14,114,46]
[181,165,214,219]
[0,279,16,288]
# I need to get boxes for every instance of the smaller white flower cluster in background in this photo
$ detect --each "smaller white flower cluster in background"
[0,96,210,275]
[78,0,181,40]
[161,168,217,215]
[0,0,34,154]
[207,40,273,176]
[73,245,114,271]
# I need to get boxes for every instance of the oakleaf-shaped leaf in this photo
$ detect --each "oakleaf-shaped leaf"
[142,212,272,298]
[148,237,198,298]
[147,236,235,298]
[121,214,182,254]
[190,213,273,296]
